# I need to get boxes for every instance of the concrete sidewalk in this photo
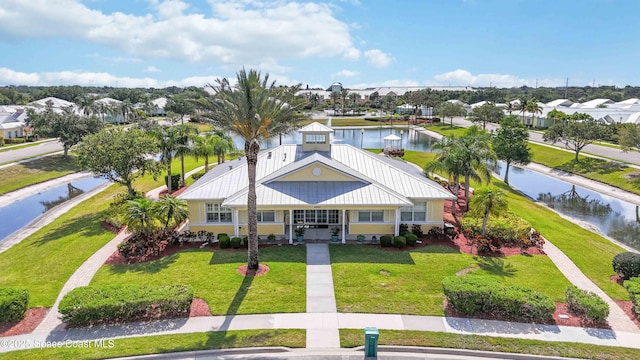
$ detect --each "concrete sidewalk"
[305,243,340,348]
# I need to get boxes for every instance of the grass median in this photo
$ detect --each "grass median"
[0,329,304,360]
[0,154,83,195]
[341,329,638,360]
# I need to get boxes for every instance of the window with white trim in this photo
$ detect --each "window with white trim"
[358,210,384,222]
[400,202,427,222]
[305,134,326,144]
[257,210,275,222]
[206,203,233,223]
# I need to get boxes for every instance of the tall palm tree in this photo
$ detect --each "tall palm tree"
[469,186,508,235]
[524,99,543,127]
[175,124,199,187]
[203,68,303,270]
[155,195,189,232]
[424,136,464,213]
[457,126,495,208]
[340,88,350,115]
[119,100,135,124]
[75,95,96,116]
[192,132,216,173]
[152,125,180,193]
[212,130,237,164]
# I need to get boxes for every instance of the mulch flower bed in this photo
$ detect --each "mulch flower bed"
[0,308,48,337]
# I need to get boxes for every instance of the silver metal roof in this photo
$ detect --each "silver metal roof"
[298,122,334,133]
[179,143,456,205]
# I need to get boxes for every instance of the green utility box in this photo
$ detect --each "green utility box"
[364,327,379,358]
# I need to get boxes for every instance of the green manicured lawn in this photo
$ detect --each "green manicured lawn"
[341,330,639,360]
[91,246,306,315]
[330,118,409,127]
[330,245,569,316]
[529,143,640,196]
[422,122,468,138]
[396,149,630,301]
[0,329,304,360]
[0,154,83,195]
[496,181,629,300]
[0,142,40,153]
[0,157,205,308]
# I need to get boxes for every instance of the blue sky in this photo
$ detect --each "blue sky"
[0,0,638,89]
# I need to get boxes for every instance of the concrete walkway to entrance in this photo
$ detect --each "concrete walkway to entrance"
[305,243,340,348]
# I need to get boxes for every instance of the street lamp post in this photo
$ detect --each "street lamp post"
[360,128,364,148]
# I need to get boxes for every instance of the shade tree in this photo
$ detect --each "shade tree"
[492,115,531,185]
[543,114,610,161]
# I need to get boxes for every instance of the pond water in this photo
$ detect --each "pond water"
[232,127,436,152]
[494,163,640,251]
[0,176,108,242]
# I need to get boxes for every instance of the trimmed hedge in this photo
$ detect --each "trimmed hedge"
[565,286,609,323]
[442,276,554,323]
[623,277,640,318]
[394,236,406,249]
[461,212,530,245]
[0,288,29,323]
[380,235,393,248]
[230,237,242,249]
[59,285,193,326]
[612,252,640,280]
[218,234,231,249]
[404,233,418,246]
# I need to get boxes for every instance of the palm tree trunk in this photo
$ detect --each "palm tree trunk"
[180,154,186,187]
[504,162,510,185]
[481,211,489,236]
[246,140,260,270]
[204,156,209,173]
[464,174,471,210]
[167,163,172,194]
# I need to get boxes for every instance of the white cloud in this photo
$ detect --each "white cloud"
[0,0,361,69]
[0,67,221,88]
[432,69,567,87]
[364,49,393,68]
[144,66,161,73]
[333,69,359,78]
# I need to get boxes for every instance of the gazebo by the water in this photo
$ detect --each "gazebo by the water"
[383,134,404,156]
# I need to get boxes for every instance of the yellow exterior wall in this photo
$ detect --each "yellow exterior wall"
[428,200,444,222]
[236,224,285,236]
[349,223,394,235]
[187,201,205,224]
[277,164,355,182]
[189,224,235,235]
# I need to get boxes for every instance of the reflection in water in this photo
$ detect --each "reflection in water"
[537,185,612,217]
[40,183,85,211]
[0,176,107,242]
[607,215,640,250]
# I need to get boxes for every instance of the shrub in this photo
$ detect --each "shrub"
[242,236,249,248]
[404,233,418,246]
[565,286,609,323]
[219,234,231,249]
[623,277,640,318]
[461,212,530,246]
[380,235,393,248]
[0,288,29,323]
[613,252,640,280]
[0,136,4,147]
[117,230,172,259]
[399,223,409,235]
[394,236,406,249]
[230,237,242,249]
[411,224,424,237]
[191,173,204,181]
[442,276,554,323]
[164,174,181,192]
[59,285,193,326]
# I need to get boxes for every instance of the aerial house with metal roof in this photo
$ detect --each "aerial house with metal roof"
[179,122,455,243]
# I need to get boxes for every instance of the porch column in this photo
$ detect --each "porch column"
[288,209,293,244]
[394,208,400,236]
[341,209,346,244]
[233,209,239,237]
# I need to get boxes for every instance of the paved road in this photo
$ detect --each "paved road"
[449,117,640,165]
[0,140,63,164]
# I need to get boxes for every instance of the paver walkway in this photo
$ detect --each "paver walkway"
[543,241,640,333]
[305,243,340,348]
